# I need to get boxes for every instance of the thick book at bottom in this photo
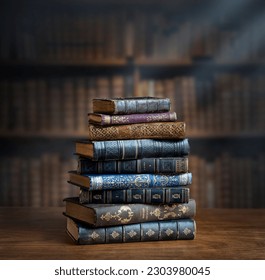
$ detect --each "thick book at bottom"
[66,217,196,245]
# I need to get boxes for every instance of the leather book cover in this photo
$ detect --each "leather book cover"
[77,156,189,174]
[68,171,192,190]
[79,187,190,204]
[66,217,196,244]
[87,121,186,141]
[75,138,190,161]
[64,197,196,227]
[92,97,171,114]
[88,111,177,125]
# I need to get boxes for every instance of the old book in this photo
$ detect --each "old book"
[79,187,190,204]
[87,121,185,141]
[64,197,196,227]
[68,171,192,190]
[77,156,189,174]
[66,217,196,244]
[92,97,171,114]
[75,138,190,161]
[88,111,177,126]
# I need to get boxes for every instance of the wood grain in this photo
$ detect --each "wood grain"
[0,207,265,260]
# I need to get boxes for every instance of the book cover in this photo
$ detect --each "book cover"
[92,97,171,114]
[87,121,186,141]
[77,156,189,174]
[64,197,196,227]
[79,187,190,204]
[68,171,192,190]
[66,217,196,244]
[88,111,177,126]
[75,138,190,161]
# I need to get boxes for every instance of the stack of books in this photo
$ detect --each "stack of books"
[64,97,196,245]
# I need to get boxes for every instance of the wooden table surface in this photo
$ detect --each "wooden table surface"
[0,207,265,260]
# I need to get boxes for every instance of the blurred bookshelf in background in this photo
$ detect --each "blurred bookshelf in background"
[0,0,264,208]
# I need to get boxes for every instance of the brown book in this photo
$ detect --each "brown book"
[64,197,196,227]
[87,121,185,141]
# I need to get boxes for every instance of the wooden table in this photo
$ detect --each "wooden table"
[0,207,265,260]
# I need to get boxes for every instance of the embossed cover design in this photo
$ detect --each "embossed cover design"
[64,197,196,227]
[87,121,186,141]
[68,171,192,190]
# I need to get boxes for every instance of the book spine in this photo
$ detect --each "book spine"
[68,218,196,245]
[94,199,195,227]
[79,187,190,204]
[88,173,192,190]
[112,98,171,114]
[90,112,177,125]
[93,138,190,161]
[77,157,189,174]
[87,121,185,141]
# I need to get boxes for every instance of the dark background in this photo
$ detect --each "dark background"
[0,0,264,208]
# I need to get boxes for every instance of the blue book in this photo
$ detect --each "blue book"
[64,197,196,227]
[75,138,189,161]
[66,217,196,244]
[77,157,189,174]
[68,171,192,190]
[79,187,190,204]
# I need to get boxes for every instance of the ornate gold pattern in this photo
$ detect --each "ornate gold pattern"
[165,228,174,236]
[146,229,155,237]
[133,194,142,199]
[127,230,137,238]
[152,194,161,199]
[150,204,190,220]
[93,194,102,200]
[100,206,134,224]
[110,231,120,239]
[178,205,190,215]
[183,227,191,236]
[89,231,100,240]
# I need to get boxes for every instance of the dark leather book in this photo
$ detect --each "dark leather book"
[66,216,196,244]
[77,157,189,174]
[79,187,190,204]
[63,197,196,227]
[75,138,190,161]
[88,111,177,125]
[92,97,171,114]
[87,121,186,141]
[68,171,192,190]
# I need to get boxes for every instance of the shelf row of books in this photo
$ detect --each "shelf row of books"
[190,154,265,208]
[0,152,264,208]
[0,76,133,133]
[63,97,196,245]
[1,9,264,63]
[0,74,264,135]
[139,74,265,134]
[0,154,78,207]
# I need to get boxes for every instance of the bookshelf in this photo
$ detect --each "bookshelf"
[0,0,264,208]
